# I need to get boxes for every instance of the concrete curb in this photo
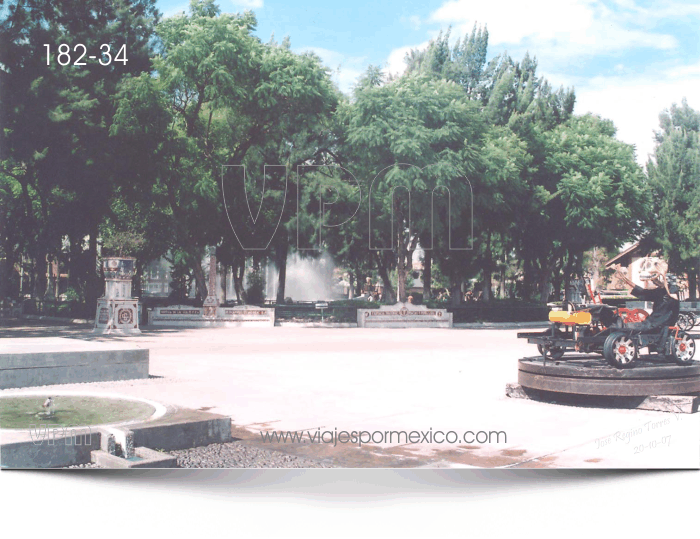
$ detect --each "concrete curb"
[276,321,549,329]
[275,322,358,328]
[17,315,549,330]
[454,321,549,329]
[22,314,92,325]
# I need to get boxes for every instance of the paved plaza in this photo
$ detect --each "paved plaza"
[1,321,698,468]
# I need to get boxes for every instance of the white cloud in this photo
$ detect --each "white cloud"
[162,3,189,18]
[426,0,700,166]
[665,61,700,78]
[544,67,700,165]
[163,0,264,17]
[295,47,368,94]
[384,41,431,78]
[429,0,678,60]
[400,15,422,30]
[231,0,264,9]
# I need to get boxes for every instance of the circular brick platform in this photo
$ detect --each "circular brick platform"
[518,356,700,396]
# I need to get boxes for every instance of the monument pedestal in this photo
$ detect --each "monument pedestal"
[94,257,141,335]
[357,303,453,328]
[95,298,140,334]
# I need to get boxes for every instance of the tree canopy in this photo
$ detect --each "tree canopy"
[2,1,695,310]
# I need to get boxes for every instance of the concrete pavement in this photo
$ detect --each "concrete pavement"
[1,321,698,468]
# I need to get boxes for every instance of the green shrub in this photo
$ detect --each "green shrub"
[245,268,266,305]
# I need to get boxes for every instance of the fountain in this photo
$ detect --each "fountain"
[267,251,342,302]
[149,247,275,327]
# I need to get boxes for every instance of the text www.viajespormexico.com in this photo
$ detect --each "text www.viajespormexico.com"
[260,429,507,447]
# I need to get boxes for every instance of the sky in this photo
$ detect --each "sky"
[157,0,700,165]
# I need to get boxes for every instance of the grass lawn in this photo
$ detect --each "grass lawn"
[0,396,155,429]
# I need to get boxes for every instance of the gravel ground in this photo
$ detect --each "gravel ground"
[63,442,332,468]
[171,441,335,468]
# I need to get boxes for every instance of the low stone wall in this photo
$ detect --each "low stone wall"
[0,339,149,390]
[1,410,232,468]
[0,429,100,469]
[130,412,231,451]
[357,303,453,328]
[148,305,275,327]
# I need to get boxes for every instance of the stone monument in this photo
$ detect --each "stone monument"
[357,302,453,328]
[203,246,219,318]
[94,257,141,334]
[148,247,275,327]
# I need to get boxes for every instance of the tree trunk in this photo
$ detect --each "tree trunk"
[396,221,408,303]
[423,250,432,299]
[539,271,550,305]
[221,263,228,303]
[562,253,574,304]
[499,263,506,299]
[397,250,408,303]
[689,268,697,301]
[86,225,99,308]
[482,233,492,302]
[233,261,246,303]
[191,254,208,301]
[522,254,533,302]
[348,271,355,299]
[539,257,558,305]
[374,252,395,303]
[45,255,56,299]
[33,253,47,301]
[499,250,507,299]
[353,266,365,297]
[275,240,288,304]
[450,280,462,307]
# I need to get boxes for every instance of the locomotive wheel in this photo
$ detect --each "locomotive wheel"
[678,313,697,332]
[603,332,638,369]
[669,332,696,365]
[677,313,692,332]
[537,343,565,360]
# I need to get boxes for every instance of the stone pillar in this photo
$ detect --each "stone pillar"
[94,257,141,334]
[203,246,219,318]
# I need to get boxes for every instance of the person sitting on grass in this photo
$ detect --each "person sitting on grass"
[612,261,680,331]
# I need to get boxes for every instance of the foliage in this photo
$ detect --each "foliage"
[101,231,146,257]
[245,267,266,305]
[1,1,690,311]
[0,0,159,302]
[646,99,700,282]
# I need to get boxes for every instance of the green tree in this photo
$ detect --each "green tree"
[341,71,485,302]
[0,0,159,305]
[538,114,649,301]
[646,99,700,299]
[402,31,578,303]
[111,1,338,303]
